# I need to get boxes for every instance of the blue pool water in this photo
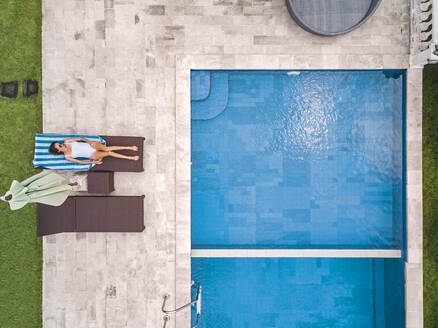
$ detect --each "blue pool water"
[191,70,405,249]
[191,258,405,328]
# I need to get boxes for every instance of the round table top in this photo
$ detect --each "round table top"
[286,0,382,36]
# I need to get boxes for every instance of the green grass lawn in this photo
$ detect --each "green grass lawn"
[0,1,42,327]
[423,63,438,327]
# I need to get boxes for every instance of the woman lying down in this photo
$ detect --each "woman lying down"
[48,137,139,165]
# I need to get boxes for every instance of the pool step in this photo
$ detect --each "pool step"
[191,72,229,120]
[191,71,211,101]
[374,259,385,328]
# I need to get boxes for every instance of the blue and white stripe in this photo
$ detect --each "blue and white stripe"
[33,134,106,171]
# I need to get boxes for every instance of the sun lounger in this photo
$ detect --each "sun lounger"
[33,134,144,172]
[37,196,145,236]
[91,136,144,172]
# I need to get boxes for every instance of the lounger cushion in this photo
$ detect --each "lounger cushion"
[75,196,145,232]
[37,196,145,236]
[37,197,76,236]
[91,136,145,172]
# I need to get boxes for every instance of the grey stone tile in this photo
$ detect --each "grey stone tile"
[104,0,114,9]
[95,20,105,40]
[184,5,204,16]
[144,5,165,15]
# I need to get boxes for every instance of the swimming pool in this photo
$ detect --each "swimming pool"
[190,70,406,327]
[191,70,405,250]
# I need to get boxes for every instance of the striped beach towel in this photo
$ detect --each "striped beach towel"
[33,134,106,171]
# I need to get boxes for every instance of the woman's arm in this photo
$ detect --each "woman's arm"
[79,137,94,144]
[64,137,93,144]
[65,156,101,165]
[64,137,82,143]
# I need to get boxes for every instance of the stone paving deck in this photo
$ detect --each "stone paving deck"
[42,0,421,327]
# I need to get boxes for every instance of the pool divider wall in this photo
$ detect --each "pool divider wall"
[191,249,402,258]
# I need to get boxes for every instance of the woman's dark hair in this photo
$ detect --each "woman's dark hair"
[49,142,62,155]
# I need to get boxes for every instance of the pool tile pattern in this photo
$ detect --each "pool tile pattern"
[192,71,404,249]
[191,258,405,328]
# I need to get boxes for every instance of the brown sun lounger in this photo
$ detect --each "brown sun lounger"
[37,196,145,236]
[34,134,144,172]
[91,136,145,172]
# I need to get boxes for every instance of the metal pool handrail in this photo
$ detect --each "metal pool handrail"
[192,285,202,328]
[161,282,202,328]
[162,315,170,328]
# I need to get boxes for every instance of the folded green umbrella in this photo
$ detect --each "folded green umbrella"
[0,170,72,210]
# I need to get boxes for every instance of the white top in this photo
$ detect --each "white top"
[66,142,96,158]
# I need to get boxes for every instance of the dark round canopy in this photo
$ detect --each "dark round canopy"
[286,0,382,36]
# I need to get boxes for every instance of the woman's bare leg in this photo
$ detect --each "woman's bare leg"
[90,151,110,160]
[90,151,138,161]
[90,142,137,152]
[90,141,107,151]
[106,146,138,151]
[108,151,139,160]
[90,141,138,151]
